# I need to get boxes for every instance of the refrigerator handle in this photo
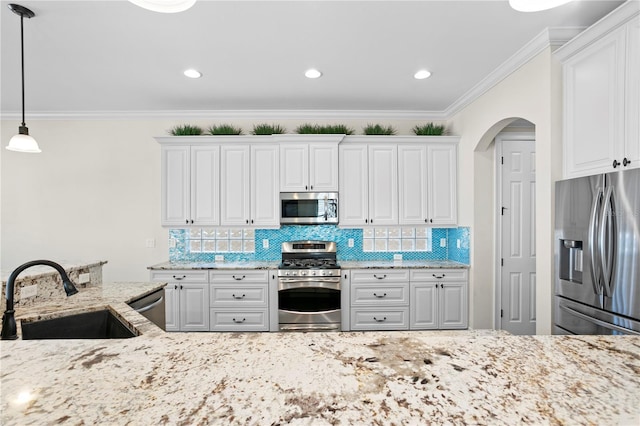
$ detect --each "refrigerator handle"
[598,185,616,297]
[588,186,603,295]
[559,304,639,335]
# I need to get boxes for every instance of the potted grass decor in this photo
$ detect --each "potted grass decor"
[169,124,203,136]
[363,124,397,135]
[208,124,243,135]
[295,123,355,135]
[251,123,286,135]
[412,122,446,136]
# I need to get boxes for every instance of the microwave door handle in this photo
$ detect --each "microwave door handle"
[599,186,616,297]
[588,187,603,295]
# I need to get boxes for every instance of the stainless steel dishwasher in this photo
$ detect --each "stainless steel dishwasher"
[128,288,166,331]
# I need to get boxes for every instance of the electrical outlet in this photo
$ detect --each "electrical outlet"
[169,238,177,249]
[215,255,224,262]
[20,285,37,299]
[145,238,156,248]
[457,239,461,249]
[393,254,402,261]
[440,238,447,248]
[262,239,269,249]
[348,238,354,248]
[78,273,91,284]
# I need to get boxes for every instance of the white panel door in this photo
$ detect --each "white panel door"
[398,144,428,225]
[164,283,179,331]
[161,146,190,226]
[427,144,457,225]
[251,144,279,226]
[280,144,308,191]
[309,143,339,192]
[563,27,625,177]
[439,283,467,329]
[339,144,369,226]
[624,16,640,170]
[368,144,398,225]
[410,283,438,329]
[190,145,220,226]
[179,283,210,332]
[500,137,536,335]
[220,145,251,226]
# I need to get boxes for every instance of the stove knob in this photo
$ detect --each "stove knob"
[301,271,307,276]
[311,271,316,276]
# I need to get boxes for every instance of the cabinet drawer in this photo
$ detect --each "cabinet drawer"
[209,270,269,283]
[210,285,268,307]
[210,309,268,331]
[350,269,410,282]
[351,283,409,306]
[410,269,468,282]
[150,270,209,283]
[350,308,409,330]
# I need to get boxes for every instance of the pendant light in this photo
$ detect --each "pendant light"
[128,0,196,13]
[6,4,40,153]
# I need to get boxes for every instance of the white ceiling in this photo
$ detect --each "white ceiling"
[0,0,626,118]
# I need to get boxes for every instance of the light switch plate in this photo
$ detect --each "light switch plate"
[440,238,447,247]
[457,239,461,249]
[20,285,37,299]
[348,239,354,248]
[215,255,224,262]
[169,238,177,249]
[393,254,402,261]
[145,238,156,248]
[78,273,91,284]
[262,239,269,249]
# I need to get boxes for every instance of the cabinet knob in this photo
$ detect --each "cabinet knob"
[174,284,178,290]
[246,219,249,224]
[613,159,620,168]
[310,185,313,190]
[251,219,254,224]
[305,185,308,190]
[430,219,433,223]
[623,157,631,167]
[370,219,373,224]
[365,219,368,224]
[373,317,387,323]
[185,219,189,224]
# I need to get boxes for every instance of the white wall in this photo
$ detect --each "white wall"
[447,47,563,334]
[0,118,434,283]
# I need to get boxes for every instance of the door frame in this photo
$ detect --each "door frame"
[494,132,536,330]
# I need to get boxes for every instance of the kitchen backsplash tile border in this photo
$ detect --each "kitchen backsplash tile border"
[169,225,470,264]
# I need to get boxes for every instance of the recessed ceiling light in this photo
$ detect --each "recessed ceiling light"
[509,0,572,12]
[184,69,202,79]
[305,69,322,79]
[414,70,432,80]
[128,0,196,13]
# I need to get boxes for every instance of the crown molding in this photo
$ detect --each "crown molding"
[0,109,447,121]
[444,26,584,118]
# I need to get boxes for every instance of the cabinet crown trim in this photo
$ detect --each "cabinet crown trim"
[156,134,345,145]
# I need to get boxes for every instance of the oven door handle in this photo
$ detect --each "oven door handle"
[278,279,341,291]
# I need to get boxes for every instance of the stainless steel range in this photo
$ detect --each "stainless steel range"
[277,240,341,331]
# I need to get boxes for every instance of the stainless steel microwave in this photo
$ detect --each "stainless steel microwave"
[280,192,339,225]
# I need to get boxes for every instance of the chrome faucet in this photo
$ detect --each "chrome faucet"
[1,260,79,340]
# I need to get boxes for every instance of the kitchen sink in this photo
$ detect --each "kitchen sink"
[21,309,138,340]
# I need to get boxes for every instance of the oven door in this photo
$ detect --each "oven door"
[278,278,341,331]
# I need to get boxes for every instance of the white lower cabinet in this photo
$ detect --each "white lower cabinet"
[209,270,270,331]
[410,269,468,330]
[151,270,210,332]
[350,269,409,330]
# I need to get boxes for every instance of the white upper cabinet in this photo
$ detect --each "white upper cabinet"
[161,145,219,227]
[339,141,397,226]
[221,143,279,227]
[398,144,428,225]
[427,143,458,225]
[557,4,640,178]
[279,137,340,192]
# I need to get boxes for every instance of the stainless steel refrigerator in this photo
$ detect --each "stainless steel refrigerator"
[555,168,640,335]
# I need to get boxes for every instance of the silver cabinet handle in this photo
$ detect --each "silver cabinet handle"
[232,318,246,323]
[373,293,387,298]
[373,317,387,322]
[173,275,186,280]
[232,294,246,299]
[373,274,387,280]
[432,274,445,279]
[232,275,246,281]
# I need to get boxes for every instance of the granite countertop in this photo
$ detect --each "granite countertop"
[1,282,167,339]
[1,260,108,284]
[1,329,638,425]
[149,260,468,270]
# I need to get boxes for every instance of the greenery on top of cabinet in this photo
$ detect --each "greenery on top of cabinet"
[169,124,204,136]
[208,124,243,135]
[363,124,397,135]
[295,123,355,135]
[251,123,287,135]
[412,123,447,136]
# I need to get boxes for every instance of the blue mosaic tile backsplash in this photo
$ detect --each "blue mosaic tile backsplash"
[169,226,470,264]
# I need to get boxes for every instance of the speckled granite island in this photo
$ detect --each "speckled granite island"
[2,299,639,425]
